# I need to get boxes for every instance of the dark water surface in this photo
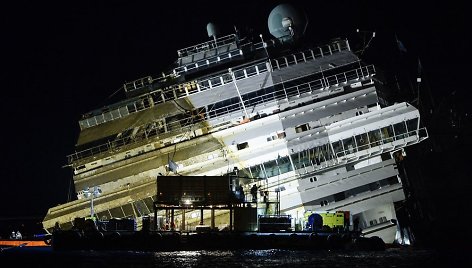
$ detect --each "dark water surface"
[1,246,470,267]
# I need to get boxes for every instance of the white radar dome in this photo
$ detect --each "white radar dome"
[207,22,220,38]
[268,4,308,40]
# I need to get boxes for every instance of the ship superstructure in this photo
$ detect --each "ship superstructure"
[43,4,427,243]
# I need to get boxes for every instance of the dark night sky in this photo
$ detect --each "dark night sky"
[0,1,468,235]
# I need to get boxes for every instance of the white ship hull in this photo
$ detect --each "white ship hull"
[43,20,427,246]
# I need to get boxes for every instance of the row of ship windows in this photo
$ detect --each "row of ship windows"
[294,119,419,172]
[370,216,388,226]
[308,176,400,210]
[79,41,360,131]
[72,111,417,177]
[71,68,338,162]
[72,62,375,165]
[228,118,419,181]
[113,68,367,144]
[79,61,269,129]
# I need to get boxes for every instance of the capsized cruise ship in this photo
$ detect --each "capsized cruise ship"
[43,4,428,243]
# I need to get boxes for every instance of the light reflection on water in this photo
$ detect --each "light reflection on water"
[1,247,469,267]
[148,248,449,268]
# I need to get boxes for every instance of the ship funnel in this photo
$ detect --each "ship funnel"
[207,22,220,39]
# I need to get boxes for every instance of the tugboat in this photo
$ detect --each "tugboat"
[0,231,49,250]
[43,3,427,247]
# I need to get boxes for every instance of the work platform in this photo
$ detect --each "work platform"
[152,176,281,232]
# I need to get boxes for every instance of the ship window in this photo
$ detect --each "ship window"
[393,122,407,139]
[222,73,232,84]
[381,125,394,143]
[134,200,151,215]
[406,118,419,136]
[369,219,379,226]
[111,109,120,119]
[355,133,369,151]
[109,207,126,218]
[239,167,253,178]
[277,156,293,174]
[246,66,257,77]
[252,164,266,179]
[257,63,267,73]
[103,111,112,122]
[343,137,356,154]
[295,123,309,133]
[143,197,155,213]
[368,129,382,147]
[163,89,175,101]
[201,80,211,91]
[95,114,105,124]
[210,77,222,87]
[332,141,344,157]
[264,160,280,177]
[237,142,249,150]
[346,164,355,171]
[234,69,245,79]
[122,204,134,217]
[176,87,186,98]
[76,165,86,171]
[267,131,286,142]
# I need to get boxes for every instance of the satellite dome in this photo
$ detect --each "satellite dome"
[206,22,220,39]
[268,4,308,40]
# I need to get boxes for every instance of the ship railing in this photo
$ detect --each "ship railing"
[79,60,269,130]
[75,66,375,164]
[246,128,428,191]
[274,65,375,100]
[332,127,428,164]
[71,65,376,163]
[270,39,350,70]
[123,76,153,93]
[188,40,351,95]
[177,34,237,58]
[288,119,427,178]
[74,125,424,198]
[206,64,375,122]
[163,42,252,85]
[173,48,244,77]
[78,40,352,131]
[219,126,428,196]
